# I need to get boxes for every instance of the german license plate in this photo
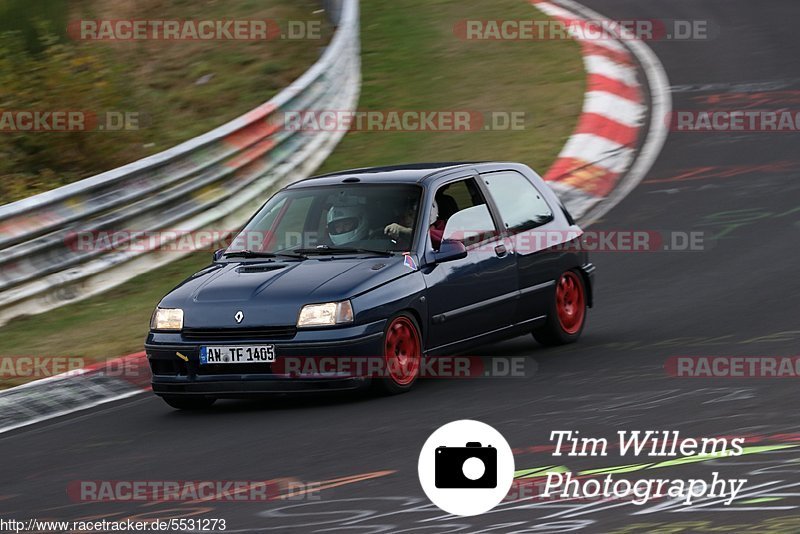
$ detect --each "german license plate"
[200,345,275,364]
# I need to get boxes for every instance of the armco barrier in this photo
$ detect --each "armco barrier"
[0,0,360,327]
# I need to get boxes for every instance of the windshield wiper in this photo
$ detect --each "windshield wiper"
[292,245,395,256]
[223,249,306,260]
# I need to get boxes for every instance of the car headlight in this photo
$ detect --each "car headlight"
[151,308,184,331]
[297,301,354,327]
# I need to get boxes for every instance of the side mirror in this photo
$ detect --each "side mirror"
[432,239,467,263]
[213,248,225,262]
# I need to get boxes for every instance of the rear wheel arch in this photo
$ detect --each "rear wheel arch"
[533,268,588,346]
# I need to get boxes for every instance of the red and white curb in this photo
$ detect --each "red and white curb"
[534,0,672,223]
[0,352,150,434]
[0,0,671,434]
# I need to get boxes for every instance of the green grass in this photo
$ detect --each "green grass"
[318,0,585,174]
[0,0,69,51]
[0,0,585,388]
[0,0,332,203]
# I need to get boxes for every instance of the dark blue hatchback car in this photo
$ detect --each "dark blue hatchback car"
[146,162,594,409]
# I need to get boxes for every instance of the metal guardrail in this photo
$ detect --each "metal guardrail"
[0,0,360,326]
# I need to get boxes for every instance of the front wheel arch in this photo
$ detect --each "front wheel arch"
[403,307,426,352]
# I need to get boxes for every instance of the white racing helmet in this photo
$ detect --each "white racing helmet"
[327,204,368,245]
[429,199,439,226]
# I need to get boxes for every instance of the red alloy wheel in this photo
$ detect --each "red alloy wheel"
[555,271,586,335]
[384,316,421,386]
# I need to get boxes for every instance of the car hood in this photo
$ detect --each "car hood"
[159,255,417,328]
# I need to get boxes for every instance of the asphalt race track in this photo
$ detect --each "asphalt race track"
[3,1,800,532]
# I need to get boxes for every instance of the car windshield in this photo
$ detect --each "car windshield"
[226,183,423,255]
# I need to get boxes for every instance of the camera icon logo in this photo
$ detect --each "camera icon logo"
[435,442,497,489]
[418,420,515,516]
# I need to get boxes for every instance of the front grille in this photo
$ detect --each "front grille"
[182,326,297,341]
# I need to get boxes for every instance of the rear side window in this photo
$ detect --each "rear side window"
[482,171,553,231]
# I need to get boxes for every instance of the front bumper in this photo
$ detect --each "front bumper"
[146,319,386,397]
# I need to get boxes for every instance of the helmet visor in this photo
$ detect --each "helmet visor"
[328,217,360,236]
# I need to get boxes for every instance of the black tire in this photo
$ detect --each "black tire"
[373,312,423,395]
[161,395,216,410]
[533,270,587,346]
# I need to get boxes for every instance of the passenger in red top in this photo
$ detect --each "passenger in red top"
[384,199,446,250]
[429,217,446,250]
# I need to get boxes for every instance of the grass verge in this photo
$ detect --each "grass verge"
[0,0,331,203]
[318,0,584,173]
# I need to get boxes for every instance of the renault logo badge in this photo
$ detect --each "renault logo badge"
[234,311,244,324]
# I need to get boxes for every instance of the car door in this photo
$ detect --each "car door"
[480,169,560,324]
[421,176,518,353]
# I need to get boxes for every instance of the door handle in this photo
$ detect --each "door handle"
[494,244,507,257]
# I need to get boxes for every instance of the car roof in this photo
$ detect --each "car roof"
[286,162,490,188]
